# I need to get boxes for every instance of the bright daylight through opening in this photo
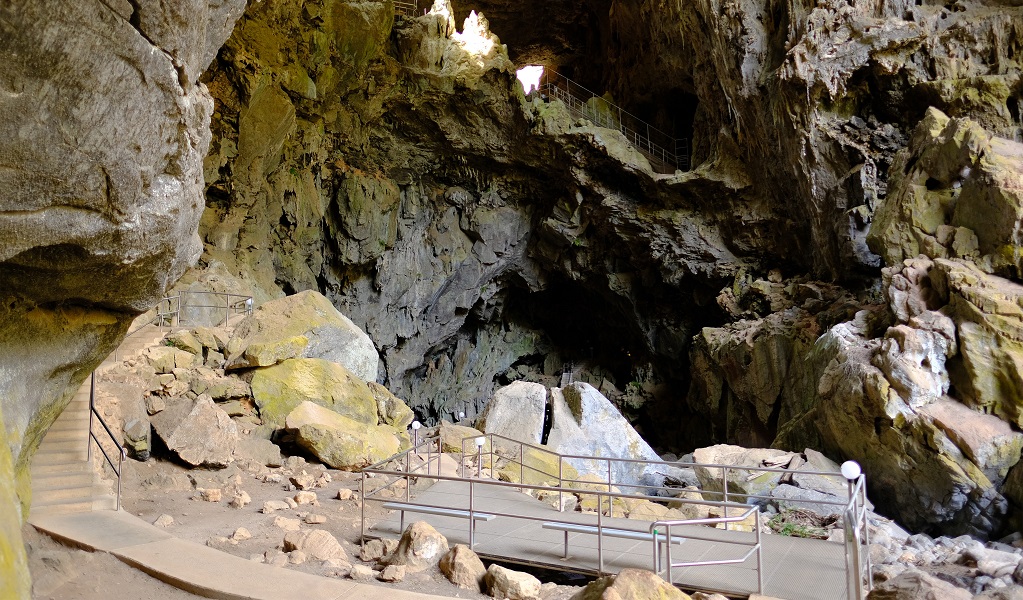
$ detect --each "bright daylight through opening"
[516,65,543,94]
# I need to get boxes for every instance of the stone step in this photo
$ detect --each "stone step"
[31,471,95,489]
[38,429,89,443]
[31,460,90,476]
[32,451,89,465]
[30,494,116,516]
[37,439,90,454]
[49,421,89,434]
[31,483,110,504]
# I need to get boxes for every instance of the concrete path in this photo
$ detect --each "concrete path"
[30,510,454,600]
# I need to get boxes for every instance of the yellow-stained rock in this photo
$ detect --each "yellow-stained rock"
[251,358,377,429]
[286,401,400,470]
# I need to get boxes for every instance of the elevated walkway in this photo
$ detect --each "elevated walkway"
[537,72,690,174]
[362,433,874,600]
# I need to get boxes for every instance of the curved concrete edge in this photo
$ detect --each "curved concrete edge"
[30,509,456,600]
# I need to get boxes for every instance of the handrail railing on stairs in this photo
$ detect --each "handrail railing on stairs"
[114,291,253,362]
[98,290,254,509]
[86,372,125,511]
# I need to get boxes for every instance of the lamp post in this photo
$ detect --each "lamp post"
[841,460,864,600]
[411,420,421,448]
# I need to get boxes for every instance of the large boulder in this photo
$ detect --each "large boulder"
[437,420,489,454]
[384,521,449,573]
[250,358,378,429]
[692,445,793,499]
[224,290,379,380]
[496,446,578,487]
[485,564,541,600]
[282,529,348,561]
[150,396,238,467]
[439,544,486,590]
[476,381,547,444]
[285,401,400,469]
[570,568,691,600]
[545,383,663,487]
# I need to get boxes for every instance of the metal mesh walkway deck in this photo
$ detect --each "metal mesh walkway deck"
[368,480,849,599]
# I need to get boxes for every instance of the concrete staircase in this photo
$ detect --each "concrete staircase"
[30,324,168,518]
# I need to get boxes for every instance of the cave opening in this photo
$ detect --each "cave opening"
[516,65,544,94]
[504,280,646,388]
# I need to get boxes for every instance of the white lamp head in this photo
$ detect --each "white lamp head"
[474,436,486,448]
[411,421,421,430]
[840,460,862,481]
[458,411,465,420]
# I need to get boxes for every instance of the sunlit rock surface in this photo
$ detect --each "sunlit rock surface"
[0,0,244,592]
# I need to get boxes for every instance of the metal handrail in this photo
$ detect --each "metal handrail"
[393,0,421,18]
[362,430,870,597]
[113,291,253,362]
[536,70,691,172]
[86,372,126,511]
[651,505,764,593]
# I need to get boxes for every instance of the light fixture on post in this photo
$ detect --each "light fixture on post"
[411,420,421,447]
[841,461,861,482]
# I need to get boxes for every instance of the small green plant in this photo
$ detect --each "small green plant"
[767,509,835,539]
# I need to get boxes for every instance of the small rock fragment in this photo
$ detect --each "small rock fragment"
[349,564,376,581]
[153,514,174,527]
[273,516,301,531]
[305,514,326,524]
[230,490,252,509]
[262,500,290,513]
[378,564,406,582]
[232,527,252,541]
[337,488,354,501]
[295,491,318,505]
[200,488,222,502]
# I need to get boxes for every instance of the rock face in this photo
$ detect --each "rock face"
[225,290,379,380]
[285,401,401,469]
[0,1,243,592]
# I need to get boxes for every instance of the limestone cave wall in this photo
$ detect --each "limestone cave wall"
[191,0,1023,538]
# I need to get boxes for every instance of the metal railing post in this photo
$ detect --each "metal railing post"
[607,459,613,517]
[469,478,476,548]
[87,373,95,462]
[722,466,729,531]
[360,471,366,549]
[116,448,124,511]
[756,509,764,594]
[597,493,604,575]
[666,523,673,585]
[558,459,564,512]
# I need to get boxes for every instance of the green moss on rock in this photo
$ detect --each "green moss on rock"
[251,357,378,429]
